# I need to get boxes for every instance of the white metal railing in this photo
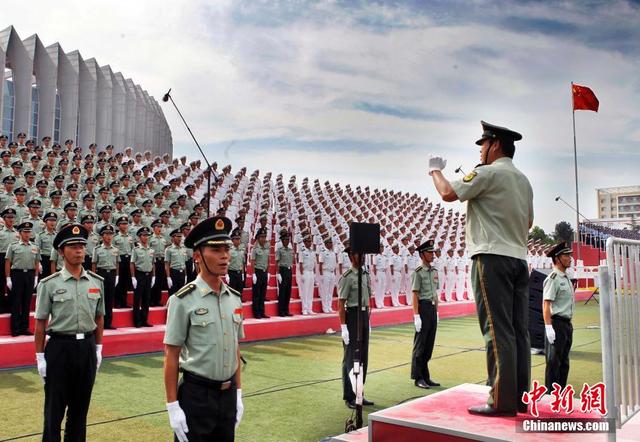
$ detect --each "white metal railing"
[599,237,640,433]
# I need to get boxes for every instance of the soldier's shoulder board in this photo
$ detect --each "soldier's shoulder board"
[175,283,196,299]
[415,265,423,272]
[550,273,557,280]
[40,271,61,284]
[341,268,352,278]
[87,270,104,281]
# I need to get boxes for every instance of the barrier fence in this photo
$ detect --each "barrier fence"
[599,236,640,438]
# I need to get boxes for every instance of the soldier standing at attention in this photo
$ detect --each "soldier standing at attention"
[163,216,244,442]
[250,228,270,319]
[113,216,134,308]
[227,229,246,297]
[165,229,187,297]
[131,226,155,328]
[318,237,338,314]
[34,224,104,441]
[411,240,441,389]
[81,215,99,270]
[92,225,119,330]
[6,222,40,336]
[275,230,293,317]
[150,219,168,307]
[429,121,533,416]
[543,242,575,391]
[338,245,374,409]
[37,212,58,280]
[0,208,19,311]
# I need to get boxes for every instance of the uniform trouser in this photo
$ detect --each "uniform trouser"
[467,271,474,300]
[251,269,268,317]
[169,269,186,297]
[151,258,166,306]
[133,270,152,327]
[445,273,456,301]
[471,254,530,413]
[177,372,237,442]
[228,270,245,296]
[411,300,437,381]
[82,255,92,271]
[277,267,292,315]
[545,316,573,391]
[319,273,335,312]
[115,256,131,308]
[374,274,386,308]
[41,256,52,280]
[457,272,467,300]
[97,269,116,328]
[437,270,445,299]
[403,273,413,305]
[390,273,402,306]
[0,254,6,313]
[186,258,195,284]
[299,271,315,313]
[42,334,97,442]
[342,307,370,401]
[10,269,35,334]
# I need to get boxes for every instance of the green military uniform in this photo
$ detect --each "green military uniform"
[275,241,293,316]
[410,240,440,387]
[131,237,155,327]
[92,238,120,329]
[7,234,40,335]
[448,121,533,415]
[338,265,372,404]
[165,242,188,297]
[113,229,134,308]
[227,244,246,297]
[36,229,57,279]
[49,247,65,272]
[150,231,168,306]
[543,243,575,391]
[250,239,270,318]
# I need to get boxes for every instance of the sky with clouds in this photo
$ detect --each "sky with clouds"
[5,0,640,232]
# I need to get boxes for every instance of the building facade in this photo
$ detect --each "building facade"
[597,185,640,221]
[0,26,171,155]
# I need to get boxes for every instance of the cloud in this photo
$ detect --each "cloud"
[4,0,639,232]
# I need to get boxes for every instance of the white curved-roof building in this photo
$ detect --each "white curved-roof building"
[0,25,171,155]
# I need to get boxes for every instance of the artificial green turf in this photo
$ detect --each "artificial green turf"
[0,303,603,442]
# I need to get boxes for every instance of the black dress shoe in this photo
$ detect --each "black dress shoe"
[426,379,440,387]
[134,324,142,328]
[468,404,516,417]
[11,331,19,337]
[362,397,374,406]
[345,400,356,409]
[518,403,528,413]
[22,331,34,336]
[414,379,430,389]
[104,325,117,330]
[262,315,270,319]
[142,323,153,327]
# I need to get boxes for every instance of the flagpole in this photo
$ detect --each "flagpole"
[571,81,582,261]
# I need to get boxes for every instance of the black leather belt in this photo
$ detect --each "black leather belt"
[552,315,571,323]
[182,370,234,390]
[346,306,369,312]
[48,330,95,340]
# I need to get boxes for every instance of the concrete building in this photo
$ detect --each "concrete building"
[597,185,640,221]
[1,26,171,156]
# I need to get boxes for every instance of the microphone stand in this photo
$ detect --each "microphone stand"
[162,89,212,217]
[355,252,365,428]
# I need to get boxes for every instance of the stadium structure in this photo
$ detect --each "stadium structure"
[1,25,171,155]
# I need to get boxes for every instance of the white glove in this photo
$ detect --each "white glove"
[166,401,189,442]
[36,352,46,384]
[167,277,173,289]
[96,344,103,371]
[235,388,244,429]
[132,277,137,289]
[545,324,556,344]
[151,276,156,287]
[6,277,12,290]
[341,324,350,345]
[437,312,440,324]
[414,314,422,332]
[428,155,447,174]
[276,274,282,284]
[34,276,38,288]
[115,275,119,286]
[252,274,257,284]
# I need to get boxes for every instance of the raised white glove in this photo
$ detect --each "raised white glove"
[167,277,173,289]
[545,324,556,344]
[276,274,282,284]
[96,344,103,371]
[34,276,38,288]
[6,277,12,290]
[252,274,257,284]
[341,324,350,345]
[132,277,137,289]
[166,401,189,442]
[115,275,119,285]
[36,352,46,383]
[235,388,244,429]
[151,276,156,287]
[414,314,422,332]
[428,155,447,174]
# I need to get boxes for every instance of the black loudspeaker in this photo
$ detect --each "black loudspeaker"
[349,223,380,254]
[529,268,551,349]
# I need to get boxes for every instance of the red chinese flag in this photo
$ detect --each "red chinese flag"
[572,83,599,112]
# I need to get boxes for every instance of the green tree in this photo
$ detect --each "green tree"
[529,226,552,244]
[553,221,574,244]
